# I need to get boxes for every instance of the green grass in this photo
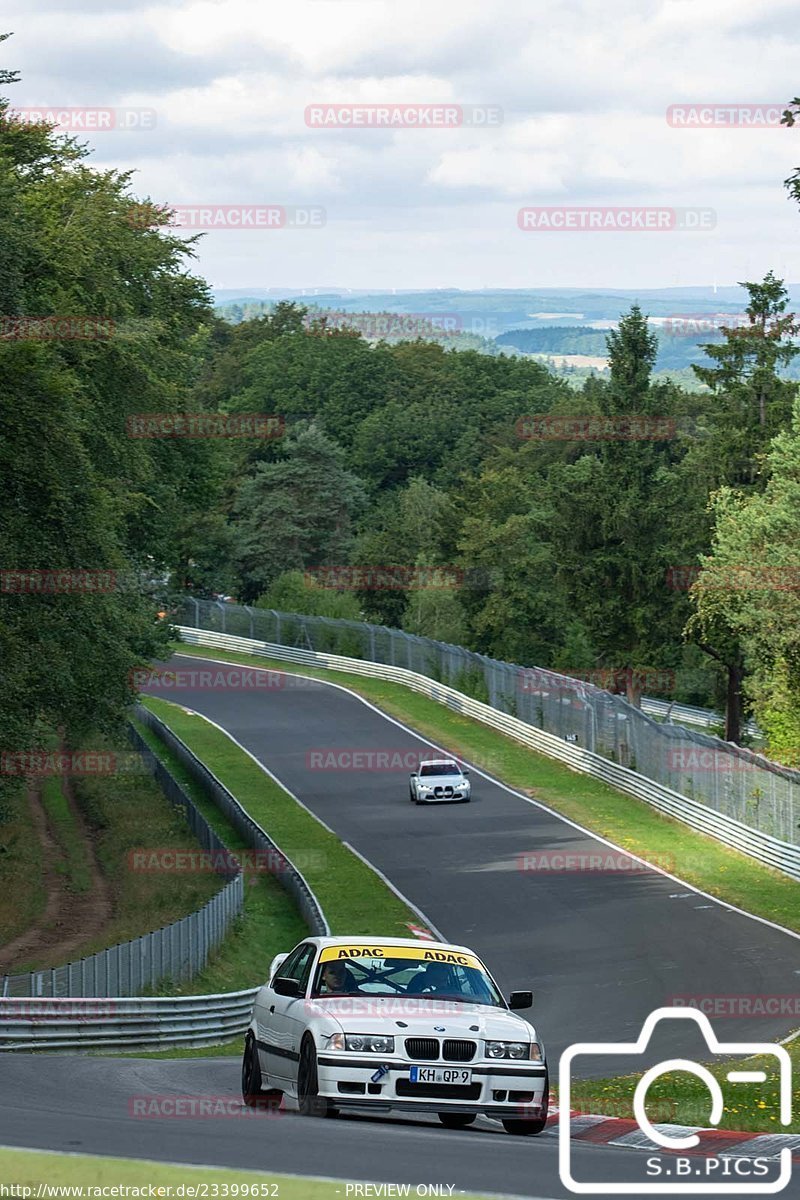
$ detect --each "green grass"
[131,717,308,996]
[39,776,93,895]
[141,695,423,939]
[167,643,800,935]
[565,1036,800,1134]
[0,1148,496,1200]
[0,781,46,945]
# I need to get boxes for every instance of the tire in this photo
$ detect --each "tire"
[437,1112,476,1129]
[297,1037,338,1118]
[241,1034,282,1110]
[501,1071,550,1136]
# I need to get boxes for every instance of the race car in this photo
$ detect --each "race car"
[241,936,548,1134]
[409,758,471,804]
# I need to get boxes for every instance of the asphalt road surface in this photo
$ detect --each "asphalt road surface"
[0,1055,790,1199]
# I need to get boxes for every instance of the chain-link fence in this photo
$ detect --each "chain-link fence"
[177,597,800,847]
[1,725,244,999]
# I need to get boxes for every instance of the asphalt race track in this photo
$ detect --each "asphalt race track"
[0,1055,786,1199]
[146,654,799,1061]
[3,654,798,1200]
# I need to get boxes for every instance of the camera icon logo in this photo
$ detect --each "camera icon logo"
[559,1007,793,1194]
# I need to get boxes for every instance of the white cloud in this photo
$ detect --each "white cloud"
[6,0,800,286]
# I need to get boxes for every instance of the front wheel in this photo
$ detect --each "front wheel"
[298,1037,338,1118]
[438,1112,476,1129]
[241,1034,282,1110]
[502,1072,549,1135]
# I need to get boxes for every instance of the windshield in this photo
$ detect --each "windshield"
[311,949,504,1006]
[419,762,460,776]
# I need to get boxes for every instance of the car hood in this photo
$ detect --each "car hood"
[305,997,536,1040]
[417,774,466,786]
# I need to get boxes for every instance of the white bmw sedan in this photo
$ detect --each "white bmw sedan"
[409,759,471,804]
[242,936,549,1134]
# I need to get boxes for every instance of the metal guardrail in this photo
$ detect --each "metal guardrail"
[1,727,244,1002]
[175,624,800,884]
[0,991,258,1052]
[642,696,760,738]
[135,705,329,939]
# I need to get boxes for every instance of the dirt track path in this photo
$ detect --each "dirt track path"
[0,774,113,976]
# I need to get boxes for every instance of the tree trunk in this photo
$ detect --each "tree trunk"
[725,661,744,743]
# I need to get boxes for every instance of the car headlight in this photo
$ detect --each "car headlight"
[328,1033,395,1053]
[485,1040,537,1060]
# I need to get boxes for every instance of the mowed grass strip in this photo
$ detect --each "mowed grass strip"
[131,715,308,996]
[39,775,93,895]
[565,1038,800,1134]
[167,643,800,934]
[0,781,46,945]
[0,1148,496,1200]
[140,695,422,939]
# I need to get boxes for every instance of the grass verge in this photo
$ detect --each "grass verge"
[167,643,800,935]
[0,782,45,946]
[140,695,424,940]
[564,1037,800,1134]
[0,1148,495,1200]
[39,776,93,895]
[130,716,308,996]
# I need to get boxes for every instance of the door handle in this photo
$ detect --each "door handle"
[269,1005,275,1013]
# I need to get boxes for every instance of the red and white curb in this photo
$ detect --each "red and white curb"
[543,1105,800,1160]
[405,922,437,941]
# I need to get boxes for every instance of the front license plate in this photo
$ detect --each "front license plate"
[409,1066,472,1085]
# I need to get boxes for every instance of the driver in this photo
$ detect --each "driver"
[416,962,455,995]
[319,960,357,995]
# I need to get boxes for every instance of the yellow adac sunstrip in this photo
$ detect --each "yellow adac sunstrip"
[319,944,482,968]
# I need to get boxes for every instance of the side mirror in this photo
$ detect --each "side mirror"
[268,953,287,981]
[462,768,470,776]
[409,771,418,777]
[508,990,533,1010]
[273,976,302,998]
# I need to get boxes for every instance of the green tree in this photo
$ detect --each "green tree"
[688,401,800,762]
[231,424,366,599]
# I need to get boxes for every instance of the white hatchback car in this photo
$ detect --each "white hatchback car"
[242,936,548,1134]
[409,759,471,804]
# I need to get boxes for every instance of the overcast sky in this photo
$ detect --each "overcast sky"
[7,0,800,290]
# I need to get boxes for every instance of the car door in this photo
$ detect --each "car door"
[255,942,309,1082]
[262,943,317,1085]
